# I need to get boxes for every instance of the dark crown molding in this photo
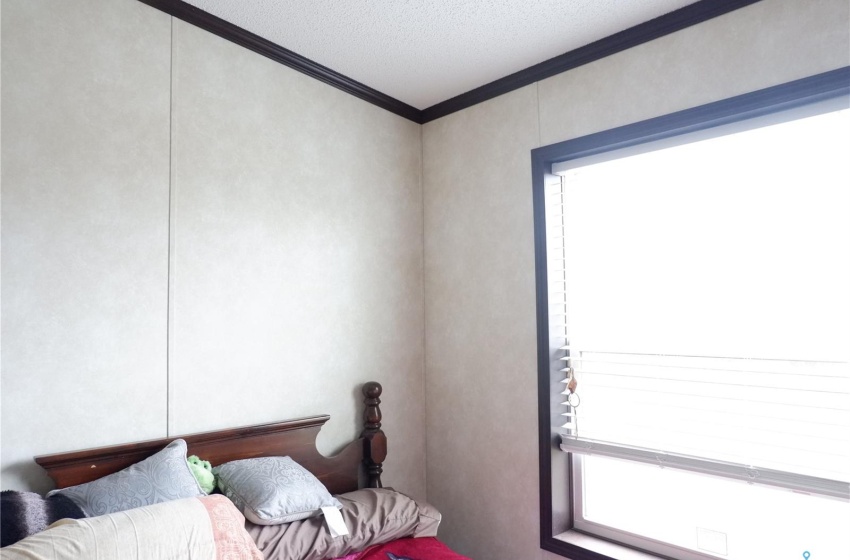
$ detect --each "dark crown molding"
[138,0,423,123]
[140,0,763,124]
[421,0,763,123]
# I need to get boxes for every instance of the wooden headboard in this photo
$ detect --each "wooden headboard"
[34,382,388,496]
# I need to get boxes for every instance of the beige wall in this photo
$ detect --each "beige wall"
[422,1,850,559]
[1,0,426,500]
[1,0,172,492]
[167,21,426,497]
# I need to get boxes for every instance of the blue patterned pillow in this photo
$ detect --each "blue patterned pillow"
[213,456,342,525]
[48,439,204,517]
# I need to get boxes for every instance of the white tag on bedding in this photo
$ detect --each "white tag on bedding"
[322,506,349,538]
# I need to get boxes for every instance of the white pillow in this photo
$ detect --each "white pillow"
[213,456,342,525]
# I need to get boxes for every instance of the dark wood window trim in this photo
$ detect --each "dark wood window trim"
[531,66,850,560]
[138,0,763,124]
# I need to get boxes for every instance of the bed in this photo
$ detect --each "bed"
[1,382,470,560]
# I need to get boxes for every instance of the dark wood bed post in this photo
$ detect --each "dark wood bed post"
[362,381,387,488]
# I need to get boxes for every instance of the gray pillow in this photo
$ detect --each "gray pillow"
[213,456,342,525]
[48,439,204,517]
[245,488,442,560]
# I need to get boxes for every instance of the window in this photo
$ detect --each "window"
[533,67,850,560]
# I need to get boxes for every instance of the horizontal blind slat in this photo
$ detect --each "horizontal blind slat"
[559,438,850,499]
[555,351,850,489]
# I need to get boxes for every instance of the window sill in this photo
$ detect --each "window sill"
[552,531,663,560]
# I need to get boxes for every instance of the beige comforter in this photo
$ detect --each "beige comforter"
[0,495,263,560]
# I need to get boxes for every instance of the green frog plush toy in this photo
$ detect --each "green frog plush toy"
[187,455,215,494]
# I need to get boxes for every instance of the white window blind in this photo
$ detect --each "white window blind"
[548,102,850,499]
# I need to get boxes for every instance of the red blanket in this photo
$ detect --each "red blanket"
[344,537,471,560]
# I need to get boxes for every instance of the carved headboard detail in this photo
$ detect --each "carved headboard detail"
[35,382,387,496]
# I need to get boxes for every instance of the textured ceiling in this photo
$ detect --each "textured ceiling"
[183,0,698,110]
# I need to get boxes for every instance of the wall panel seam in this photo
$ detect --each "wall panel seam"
[419,124,428,500]
[166,16,175,437]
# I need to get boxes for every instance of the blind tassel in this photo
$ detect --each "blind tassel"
[563,367,581,437]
